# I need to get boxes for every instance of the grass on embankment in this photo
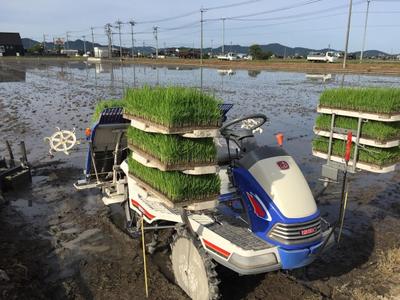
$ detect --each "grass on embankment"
[127,127,216,165]
[92,99,126,121]
[128,157,220,202]
[124,86,222,128]
[312,137,400,166]
[315,114,400,142]
[319,88,400,114]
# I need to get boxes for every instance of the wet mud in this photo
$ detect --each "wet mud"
[0,59,399,299]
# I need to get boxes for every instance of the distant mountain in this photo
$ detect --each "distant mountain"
[22,38,154,54]
[22,38,391,57]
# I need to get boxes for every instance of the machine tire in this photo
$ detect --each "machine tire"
[170,229,220,300]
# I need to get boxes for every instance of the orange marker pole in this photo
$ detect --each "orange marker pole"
[275,132,284,147]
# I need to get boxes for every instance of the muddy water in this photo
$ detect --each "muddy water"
[0,59,399,299]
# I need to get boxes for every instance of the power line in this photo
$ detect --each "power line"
[207,0,324,21]
[136,10,198,24]
[205,0,262,11]
[224,1,364,21]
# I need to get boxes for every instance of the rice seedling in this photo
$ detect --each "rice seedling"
[312,137,400,166]
[315,114,400,142]
[127,127,216,165]
[124,86,222,128]
[319,88,400,114]
[92,99,126,121]
[128,157,220,202]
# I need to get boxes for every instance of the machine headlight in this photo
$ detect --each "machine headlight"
[229,252,278,270]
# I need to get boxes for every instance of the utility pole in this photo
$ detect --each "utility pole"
[42,34,46,52]
[222,18,226,54]
[116,20,123,58]
[82,35,87,54]
[153,26,159,59]
[200,8,207,65]
[360,0,371,62]
[143,41,145,57]
[343,0,353,69]
[211,39,213,57]
[66,32,70,50]
[129,20,136,59]
[90,27,95,55]
[105,24,112,59]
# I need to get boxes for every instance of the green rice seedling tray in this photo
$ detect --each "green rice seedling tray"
[313,128,400,148]
[315,114,400,143]
[312,137,400,173]
[128,173,218,210]
[317,106,400,122]
[124,113,220,137]
[318,88,400,122]
[123,86,222,136]
[127,126,218,173]
[129,144,219,175]
[312,150,397,173]
[128,157,220,207]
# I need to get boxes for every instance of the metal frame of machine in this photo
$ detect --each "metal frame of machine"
[74,105,335,279]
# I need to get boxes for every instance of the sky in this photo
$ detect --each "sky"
[1,0,400,53]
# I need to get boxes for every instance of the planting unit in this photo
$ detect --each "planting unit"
[122,87,222,209]
[313,88,400,173]
[45,86,400,300]
[65,87,335,300]
[123,86,221,138]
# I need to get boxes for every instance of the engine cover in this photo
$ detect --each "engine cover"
[248,155,317,219]
[237,146,317,219]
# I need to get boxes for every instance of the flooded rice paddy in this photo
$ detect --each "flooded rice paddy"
[0,59,399,299]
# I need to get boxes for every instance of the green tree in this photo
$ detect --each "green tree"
[249,44,272,60]
[27,43,44,54]
[249,44,263,59]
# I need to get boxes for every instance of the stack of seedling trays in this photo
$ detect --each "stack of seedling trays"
[123,86,222,210]
[312,87,400,173]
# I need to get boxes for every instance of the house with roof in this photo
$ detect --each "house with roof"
[0,32,24,56]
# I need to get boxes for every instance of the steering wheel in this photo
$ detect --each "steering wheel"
[220,113,268,137]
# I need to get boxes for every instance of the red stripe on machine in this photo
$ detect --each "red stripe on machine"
[130,199,155,220]
[203,239,231,258]
[246,192,266,219]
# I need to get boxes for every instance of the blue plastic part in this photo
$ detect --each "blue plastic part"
[85,106,128,176]
[278,241,323,269]
[219,103,233,122]
[232,166,321,250]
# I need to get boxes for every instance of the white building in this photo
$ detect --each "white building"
[61,49,79,56]
[94,47,109,58]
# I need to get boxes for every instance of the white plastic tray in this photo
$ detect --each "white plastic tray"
[312,150,397,173]
[129,144,219,175]
[317,106,400,122]
[124,113,220,138]
[128,173,219,210]
[313,128,400,148]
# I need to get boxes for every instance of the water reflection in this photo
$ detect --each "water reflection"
[305,73,334,82]
[217,69,236,76]
[167,66,197,71]
[248,70,261,78]
[0,62,26,82]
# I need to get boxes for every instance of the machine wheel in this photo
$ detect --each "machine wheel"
[170,229,220,300]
